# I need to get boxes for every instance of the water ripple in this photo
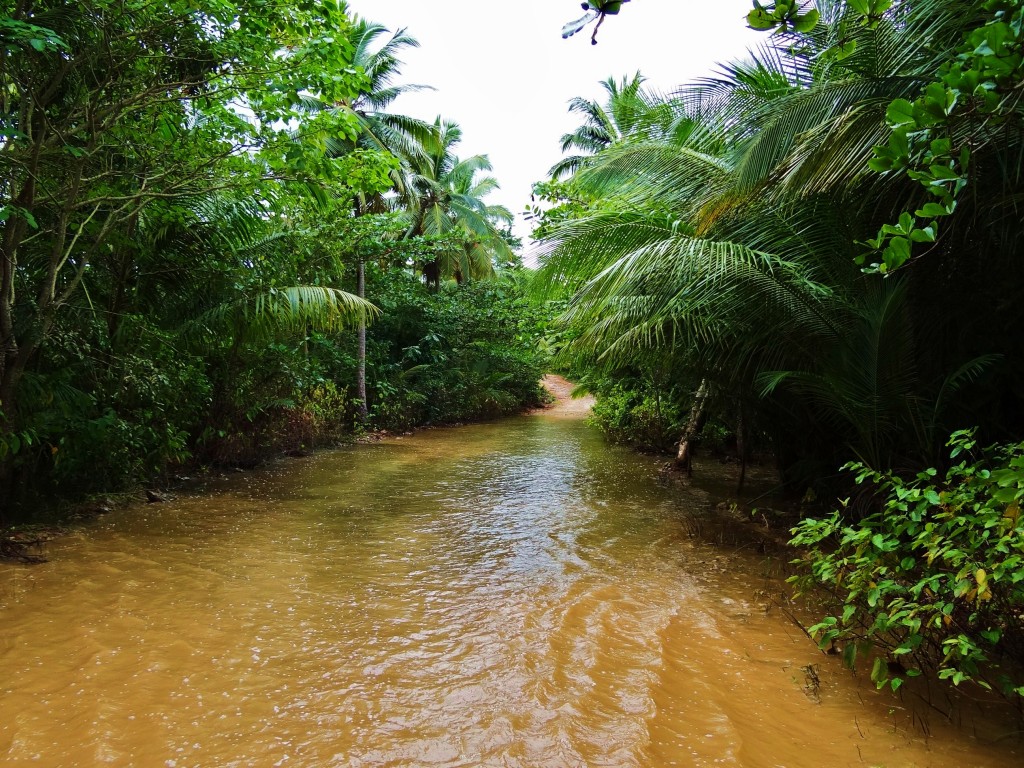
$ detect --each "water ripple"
[0,416,1018,767]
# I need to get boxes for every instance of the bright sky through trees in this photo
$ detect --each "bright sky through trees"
[345,1,762,240]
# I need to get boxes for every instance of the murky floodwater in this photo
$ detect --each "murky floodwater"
[1,411,1020,767]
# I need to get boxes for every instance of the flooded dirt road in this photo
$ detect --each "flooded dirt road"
[1,409,1019,766]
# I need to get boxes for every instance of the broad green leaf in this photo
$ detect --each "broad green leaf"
[884,236,912,268]
[747,9,777,30]
[915,203,949,218]
[843,642,858,669]
[870,656,885,683]
[793,9,820,34]
[993,487,1020,503]
[886,99,916,126]
[833,39,858,60]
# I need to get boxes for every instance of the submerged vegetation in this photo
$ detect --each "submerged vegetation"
[534,0,1024,699]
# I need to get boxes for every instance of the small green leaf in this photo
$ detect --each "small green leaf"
[915,202,949,218]
[928,164,961,181]
[980,629,1001,644]
[884,236,912,269]
[870,656,885,683]
[747,9,777,30]
[843,642,858,669]
[868,156,894,172]
[993,487,1019,503]
[833,39,858,60]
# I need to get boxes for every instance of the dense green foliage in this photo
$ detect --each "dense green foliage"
[367,274,546,430]
[0,2,542,518]
[588,379,684,453]
[535,0,1024,487]
[792,431,1024,698]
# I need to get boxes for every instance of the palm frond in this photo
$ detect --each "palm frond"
[182,286,379,347]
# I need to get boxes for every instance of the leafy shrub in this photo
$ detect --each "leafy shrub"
[366,275,546,428]
[791,430,1024,698]
[198,339,358,464]
[14,319,210,497]
[588,383,682,453]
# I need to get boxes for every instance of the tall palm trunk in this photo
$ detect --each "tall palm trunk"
[356,257,368,424]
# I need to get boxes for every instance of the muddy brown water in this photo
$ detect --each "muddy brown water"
[1,410,1020,767]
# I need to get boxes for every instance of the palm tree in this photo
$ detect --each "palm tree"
[328,15,439,183]
[548,72,683,179]
[88,190,379,347]
[407,119,514,287]
[535,0,1018,480]
[346,16,433,423]
[301,12,440,421]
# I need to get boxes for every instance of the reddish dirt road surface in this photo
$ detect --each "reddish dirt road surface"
[536,374,595,417]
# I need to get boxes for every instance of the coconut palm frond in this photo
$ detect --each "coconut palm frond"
[183,286,378,347]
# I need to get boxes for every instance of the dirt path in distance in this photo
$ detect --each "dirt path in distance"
[536,374,595,417]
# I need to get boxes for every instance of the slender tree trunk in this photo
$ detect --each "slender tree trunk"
[736,400,748,493]
[654,383,664,445]
[106,213,140,342]
[0,150,38,422]
[675,379,709,476]
[356,257,368,424]
[1,237,22,410]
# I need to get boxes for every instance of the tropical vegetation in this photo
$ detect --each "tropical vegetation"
[791,430,1024,698]
[533,0,1024,698]
[0,1,543,518]
[4,0,1024,708]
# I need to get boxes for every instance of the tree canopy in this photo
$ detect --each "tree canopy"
[0,1,543,512]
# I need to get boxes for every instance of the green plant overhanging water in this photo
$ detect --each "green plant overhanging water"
[181,285,378,347]
[791,429,1024,700]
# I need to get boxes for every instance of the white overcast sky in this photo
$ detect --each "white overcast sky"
[345,1,762,240]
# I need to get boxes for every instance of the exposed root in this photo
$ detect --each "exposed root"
[802,663,822,703]
[0,528,64,564]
